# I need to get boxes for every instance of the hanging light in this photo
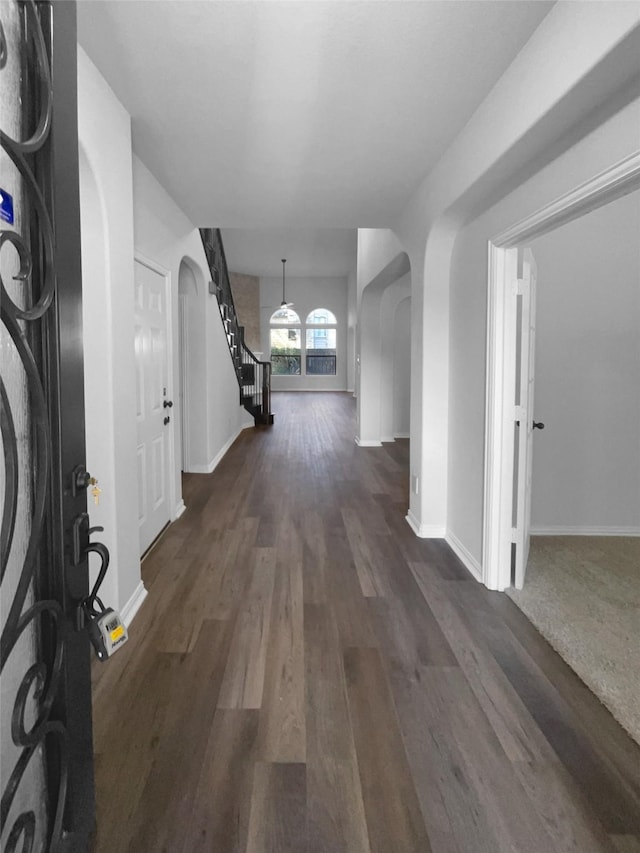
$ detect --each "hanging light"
[280,258,293,308]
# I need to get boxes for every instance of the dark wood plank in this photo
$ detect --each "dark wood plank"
[245,762,307,853]
[257,529,305,761]
[123,620,232,852]
[218,547,276,709]
[307,758,371,853]
[182,709,260,853]
[344,647,432,853]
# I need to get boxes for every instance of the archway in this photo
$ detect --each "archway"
[356,252,410,446]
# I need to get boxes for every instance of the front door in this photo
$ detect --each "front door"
[134,258,172,554]
[1,2,96,849]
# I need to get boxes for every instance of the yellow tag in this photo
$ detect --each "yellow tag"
[110,625,124,642]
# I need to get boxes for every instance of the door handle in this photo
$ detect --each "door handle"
[163,400,173,408]
[533,421,545,430]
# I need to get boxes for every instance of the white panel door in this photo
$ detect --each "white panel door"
[134,259,171,554]
[514,249,538,588]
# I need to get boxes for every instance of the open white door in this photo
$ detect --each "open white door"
[134,258,172,555]
[514,248,538,588]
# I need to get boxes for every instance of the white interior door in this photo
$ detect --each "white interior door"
[134,259,171,554]
[514,248,538,588]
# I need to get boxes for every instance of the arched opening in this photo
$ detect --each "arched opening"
[357,252,411,446]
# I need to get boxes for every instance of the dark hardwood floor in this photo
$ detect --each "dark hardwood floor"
[90,392,640,853]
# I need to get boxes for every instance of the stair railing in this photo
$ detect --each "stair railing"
[200,227,273,425]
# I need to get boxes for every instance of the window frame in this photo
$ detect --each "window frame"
[269,306,338,378]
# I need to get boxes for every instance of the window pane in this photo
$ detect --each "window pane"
[270,328,301,374]
[306,328,336,375]
[306,308,336,324]
[270,307,300,324]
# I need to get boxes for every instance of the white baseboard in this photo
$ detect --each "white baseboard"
[531,526,640,537]
[271,386,349,392]
[355,437,382,447]
[445,531,482,583]
[173,499,186,520]
[120,580,147,627]
[405,510,445,539]
[187,423,249,474]
[381,435,396,443]
[394,432,410,439]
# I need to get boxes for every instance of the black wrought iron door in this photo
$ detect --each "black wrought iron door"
[1,2,96,851]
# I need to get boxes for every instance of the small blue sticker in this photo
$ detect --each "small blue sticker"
[0,188,14,225]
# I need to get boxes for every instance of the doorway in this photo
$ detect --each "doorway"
[483,151,640,591]
[506,187,640,741]
[134,256,174,554]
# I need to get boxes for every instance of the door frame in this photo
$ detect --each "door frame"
[482,151,640,591]
[133,252,178,541]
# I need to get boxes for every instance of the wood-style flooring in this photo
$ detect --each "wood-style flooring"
[90,392,640,853]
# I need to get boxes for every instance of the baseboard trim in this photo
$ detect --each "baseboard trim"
[394,432,410,439]
[271,386,349,392]
[120,580,147,628]
[173,499,186,520]
[381,435,396,443]
[445,531,482,583]
[531,526,640,537]
[405,511,445,539]
[187,424,248,474]
[355,437,382,447]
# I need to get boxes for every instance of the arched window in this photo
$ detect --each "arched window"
[306,308,337,325]
[269,307,337,377]
[305,308,336,375]
[269,308,301,374]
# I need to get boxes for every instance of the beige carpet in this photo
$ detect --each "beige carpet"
[507,536,640,744]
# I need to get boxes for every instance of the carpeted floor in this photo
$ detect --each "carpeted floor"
[507,536,640,744]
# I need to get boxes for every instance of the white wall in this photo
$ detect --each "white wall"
[132,156,252,477]
[530,190,640,532]
[260,275,348,391]
[448,96,640,565]
[78,47,140,616]
[393,297,411,438]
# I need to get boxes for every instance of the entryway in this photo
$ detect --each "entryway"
[483,151,640,591]
[505,186,640,742]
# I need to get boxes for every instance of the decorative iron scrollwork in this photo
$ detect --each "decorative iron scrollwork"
[1,1,69,849]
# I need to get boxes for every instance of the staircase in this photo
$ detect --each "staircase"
[200,228,274,426]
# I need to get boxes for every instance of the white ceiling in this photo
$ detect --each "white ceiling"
[221,228,357,278]
[77,0,553,276]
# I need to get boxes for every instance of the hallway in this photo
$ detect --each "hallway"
[90,393,640,852]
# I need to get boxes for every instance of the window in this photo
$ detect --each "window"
[305,309,336,375]
[270,308,301,374]
[270,307,337,377]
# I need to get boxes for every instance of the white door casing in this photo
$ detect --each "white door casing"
[514,249,538,588]
[134,257,172,554]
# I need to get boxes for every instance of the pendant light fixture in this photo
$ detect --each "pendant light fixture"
[280,258,294,308]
